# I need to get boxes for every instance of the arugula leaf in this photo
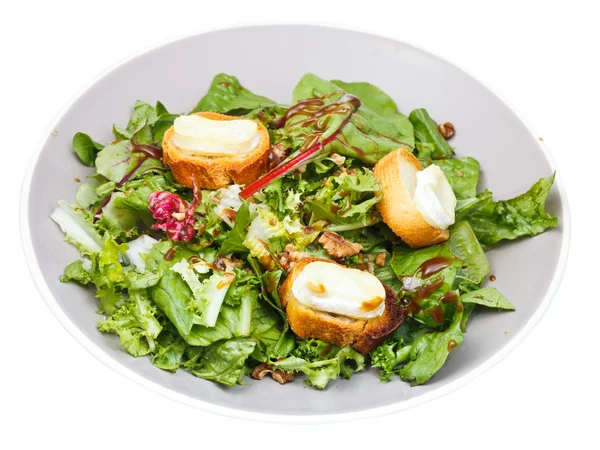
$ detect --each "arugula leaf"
[97,290,162,357]
[72,132,104,167]
[463,174,558,249]
[461,288,515,310]
[193,73,278,115]
[220,202,251,254]
[186,338,257,386]
[432,157,480,199]
[409,108,454,159]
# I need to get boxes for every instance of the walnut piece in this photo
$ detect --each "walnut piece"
[251,363,294,384]
[268,142,288,170]
[279,244,311,272]
[318,232,363,258]
[438,122,455,139]
[375,253,387,267]
[330,153,346,166]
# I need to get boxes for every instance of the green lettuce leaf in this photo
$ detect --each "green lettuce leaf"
[193,73,278,115]
[51,201,103,255]
[463,174,558,249]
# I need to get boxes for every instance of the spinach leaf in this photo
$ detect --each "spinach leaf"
[398,306,464,386]
[73,132,104,167]
[193,73,278,115]
[391,242,454,277]
[409,108,454,159]
[461,287,515,311]
[186,338,257,386]
[463,174,558,249]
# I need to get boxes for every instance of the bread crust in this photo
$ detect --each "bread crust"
[374,149,449,248]
[279,257,403,355]
[162,111,270,190]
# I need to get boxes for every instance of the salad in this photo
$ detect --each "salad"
[52,73,557,389]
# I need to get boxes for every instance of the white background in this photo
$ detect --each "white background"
[3,0,598,448]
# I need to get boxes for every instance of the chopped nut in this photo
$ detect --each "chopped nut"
[280,244,311,272]
[438,122,455,139]
[330,153,346,166]
[318,232,363,258]
[375,253,387,267]
[456,169,464,177]
[303,226,315,234]
[251,363,294,384]
[296,164,307,174]
[268,142,288,170]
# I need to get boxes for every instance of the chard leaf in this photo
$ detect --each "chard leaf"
[193,73,278,114]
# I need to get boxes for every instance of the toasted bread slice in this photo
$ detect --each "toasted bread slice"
[374,149,449,248]
[279,258,403,355]
[162,112,270,190]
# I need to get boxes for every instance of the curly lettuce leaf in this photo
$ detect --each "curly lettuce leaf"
[192,73,278,115]
[463,174,558,249]
[51,201,104,255]
[272,340,365,389]
[97,290,162,357]
[305,168,381,227]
